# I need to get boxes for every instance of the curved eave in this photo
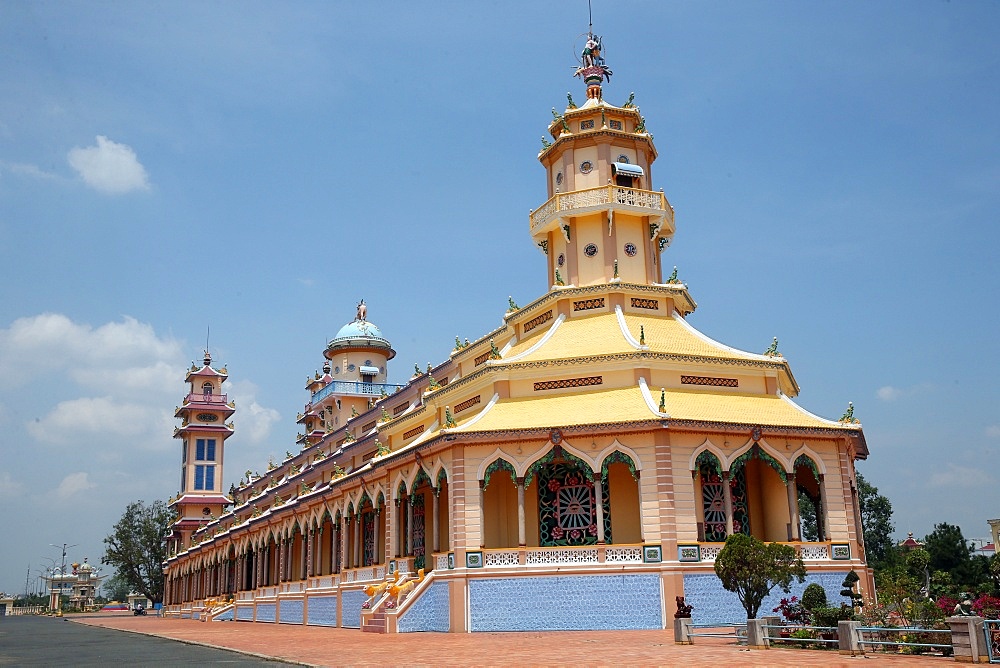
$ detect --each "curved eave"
[174,405,235,419]
[173,424,234,437]
[539,128,657,164]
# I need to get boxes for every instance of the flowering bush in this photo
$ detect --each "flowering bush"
[935,596,958,615]
[773,596,809,624]
[972,594,1000,619]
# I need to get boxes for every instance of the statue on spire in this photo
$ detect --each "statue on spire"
[356,299,367,322]
[574,32,613,99]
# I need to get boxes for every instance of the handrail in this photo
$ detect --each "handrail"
[529,185,670,231]
[310,380,405,404]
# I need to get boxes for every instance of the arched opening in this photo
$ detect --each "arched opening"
[527,447,598,547]
[410,469,433,570]
[695,451,729,542]
[795,455,824,542]
[732,444,789,542]
[435,469,450,556]
[482,458,518,548]
[601,451,641,544]
[357,492,379,567]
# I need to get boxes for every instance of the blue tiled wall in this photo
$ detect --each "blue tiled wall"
[307,595,338,627]
[341,590,367,629]
[469,574,662,632]
[235,606,253,621]
[279,599,304,625]
[213,607,235,621]
[398,581,450,633]
[682,571,849,626]
[256,602,276,623]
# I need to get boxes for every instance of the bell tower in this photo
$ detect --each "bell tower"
[531,31,675,288]
[170,350,234,551]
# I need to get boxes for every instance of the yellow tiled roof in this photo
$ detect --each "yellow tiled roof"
[457,385,654,432]
[502,309,771,365]
[623,312,762,361]
[662,389,839,428]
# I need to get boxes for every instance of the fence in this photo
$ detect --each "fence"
[986,620,1000,664]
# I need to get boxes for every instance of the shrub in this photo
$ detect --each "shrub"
[812,605,855,629]
[802,583,828,612]
[972,594,1000,619]
[773,596,808,624]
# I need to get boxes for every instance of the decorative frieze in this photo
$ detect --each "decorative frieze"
[533,376,603,391]
[403,425,425,440]
[573,297,605,311]
[630,297,659,310]
[522,310,554,333]
[681,375,739,388]
[393,401,410,416]
[361,421,376,433]
[454,395,482,414]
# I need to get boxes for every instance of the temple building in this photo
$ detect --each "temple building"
[162,31,871,631]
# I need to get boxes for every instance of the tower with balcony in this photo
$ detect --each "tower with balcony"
[297,301,404,449]
[533,62,674,288]
[170,350,234,552]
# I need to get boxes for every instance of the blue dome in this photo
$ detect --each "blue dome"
[333,320,385,341]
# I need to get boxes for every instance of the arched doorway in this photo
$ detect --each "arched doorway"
[601,451,641,544]
[482,458,518,548]
[527,447,602,547]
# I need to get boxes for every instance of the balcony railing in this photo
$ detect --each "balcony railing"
[310,380,406,404]
[183,393,228,405]
[529,185,673,233]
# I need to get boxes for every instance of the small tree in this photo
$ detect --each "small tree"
[714,533,807,619]
[840,570,864,608]
[802,582,828,612]
[102,499,172,604]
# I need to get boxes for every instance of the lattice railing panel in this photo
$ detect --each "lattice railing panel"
[525,547,599,565]
[800,544,830,560]
[484,550,520,567]
[605,546,644,563]
[699,545,724,562]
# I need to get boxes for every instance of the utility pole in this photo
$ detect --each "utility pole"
[24,564,30,599]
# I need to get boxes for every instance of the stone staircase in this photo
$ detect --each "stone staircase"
[362,610,387,633]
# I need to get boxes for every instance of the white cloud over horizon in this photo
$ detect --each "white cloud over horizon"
[876,382,933,402]
[67,135,150,194]
[55,472,97,499]
[928,463,994,489]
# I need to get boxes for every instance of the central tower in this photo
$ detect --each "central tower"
[531,32,675,288]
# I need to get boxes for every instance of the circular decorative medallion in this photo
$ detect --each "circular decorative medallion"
[584,243,598,257]
[579,160,593,174]
[348,364,356,372]
[202,507,211,516]
[334,366,340,374]
[624,242,637,257]
[365,359,372,366]
[557,253,565,267]
[555,172,563,185]
[618,155,630,164]
[550,429,563,445]
[196,413,218,422]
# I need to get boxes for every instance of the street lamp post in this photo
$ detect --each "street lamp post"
[48,542,78,612]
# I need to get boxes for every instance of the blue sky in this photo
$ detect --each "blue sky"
[1,1,997,595]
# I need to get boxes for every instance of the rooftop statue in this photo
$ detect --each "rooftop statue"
[575,32,613,86]
[356,299,367,322]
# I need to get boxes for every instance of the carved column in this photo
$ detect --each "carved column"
[594,474,606,544]
[786,473,801,541]
[432,487,441,554]
[818,474,829,541]
[353,511,361,568]
[517,477,527,547]
[723,470,734,536]
[406,494,414,556]
[479,480,486,548]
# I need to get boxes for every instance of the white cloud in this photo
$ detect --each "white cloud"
[67,135,150,194]
[877,385,901,401]
[986,425,1000,439]
[227,380,281,444]
[0,313,185,389]
[1,161,60,181]
[928,463,993,489]
[876,382,932,402]
[54,472,97,499]
[0,472,24,497]
[26,396,159,444]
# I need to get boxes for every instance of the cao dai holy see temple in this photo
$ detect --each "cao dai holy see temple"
[163,31,871,632]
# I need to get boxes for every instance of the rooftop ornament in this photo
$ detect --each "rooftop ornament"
[574,31,613,100]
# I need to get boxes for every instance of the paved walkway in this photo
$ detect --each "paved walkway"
[74,616,954,667]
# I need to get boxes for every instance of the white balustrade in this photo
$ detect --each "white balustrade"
[800,543,830,560]
[605,546,644,563]
[435,554,450,570]
[484,550,520,567]
[699,545,724,562]
[525,547,599,565]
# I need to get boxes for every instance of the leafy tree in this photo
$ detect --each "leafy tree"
[103,572,131,602]
[856,472,895,568]
[924,522,972,574]
[102,499,172,604]
[714,532,806,619]
[798,491,818,542]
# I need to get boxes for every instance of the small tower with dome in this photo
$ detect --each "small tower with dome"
[296,301,402,449]
[169,350,235,552]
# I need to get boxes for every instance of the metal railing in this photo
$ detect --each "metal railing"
[310,380,405,404]
[764,624,840,646]
[688,623,747,644]
[984,620,1000,663]
[855,626,952,653]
